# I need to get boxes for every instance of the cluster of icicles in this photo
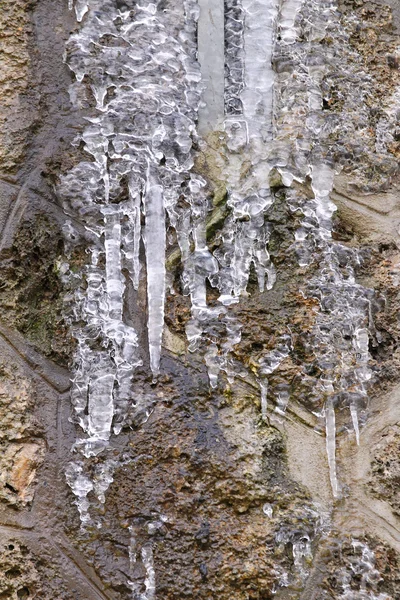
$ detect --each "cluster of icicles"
[60,0,381,529]
[61,0,278,464]
[61,0,203,460]
[271,0,378,499]
[337,540,391,600]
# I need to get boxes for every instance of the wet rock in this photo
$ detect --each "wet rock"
[1,0,400,599]
[0,539,72,600]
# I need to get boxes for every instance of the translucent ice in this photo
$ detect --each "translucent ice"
[325,399,339,498]
[143,168,166,376]
[65,462,94,525]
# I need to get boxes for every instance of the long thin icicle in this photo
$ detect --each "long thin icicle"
[325,399,339,498]
[144,166,166,376]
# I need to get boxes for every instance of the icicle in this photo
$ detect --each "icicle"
[142,545,156,600]
[258,339,290,418]
[143,166,166,376]
[65,463,93,525]
[204,343,221,389]
[126,177,142,291]
[276,388,290,416]
[260,380,268,422]
[102,208,124,321]
[128,525,139,598]
[350,402,360,446]
[87,369,115,454]
[93,459,117,504]
[263,503,273,518]
[74,0,89,22]
[325,399,339,498]
[279,0,304,45]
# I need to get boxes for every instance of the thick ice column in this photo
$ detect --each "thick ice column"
[241,0,277,145]
[143,167,166,375]
[103,208,124,321]
[197,0,225,133]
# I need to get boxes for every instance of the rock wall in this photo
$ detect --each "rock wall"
[1,1,400,599]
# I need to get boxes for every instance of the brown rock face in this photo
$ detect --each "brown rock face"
[0,0,38,176]
[1,0,400,599]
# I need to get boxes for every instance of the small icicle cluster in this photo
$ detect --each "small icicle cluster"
[272,502,325,593]
[61,0,204,519]
[270,0,377,497]
[129,519,164,599]
[338,540,391,600]
[192,0,279,386]
[216,0,278,302]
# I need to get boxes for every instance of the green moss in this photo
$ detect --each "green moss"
[0,215,77,366]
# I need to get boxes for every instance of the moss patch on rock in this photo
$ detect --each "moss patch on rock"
[0,215,75,366]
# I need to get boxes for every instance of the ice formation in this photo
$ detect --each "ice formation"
[218,0,277,301]
[62,0,379,543]
[270,0,375,497]
[338,540,391,600]
[60,0,206,524]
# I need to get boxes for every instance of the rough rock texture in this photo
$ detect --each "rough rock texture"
[1,0,400,599]
[369,424,400,517]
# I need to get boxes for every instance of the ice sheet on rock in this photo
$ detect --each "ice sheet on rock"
[218,0,278,302]
[279,0,304,45]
